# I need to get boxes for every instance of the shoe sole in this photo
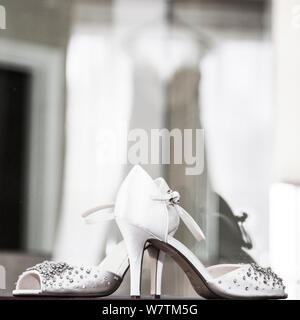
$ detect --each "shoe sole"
[149,239,287,300]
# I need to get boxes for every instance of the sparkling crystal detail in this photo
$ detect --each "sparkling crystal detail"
[167,189,180,205]
[27,261,73,280]
[250,263,283,287]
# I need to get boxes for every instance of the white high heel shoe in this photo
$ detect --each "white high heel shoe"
[13,177,178,297]
[114,165,287,299]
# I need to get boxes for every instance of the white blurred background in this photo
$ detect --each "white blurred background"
[0,0,299,299]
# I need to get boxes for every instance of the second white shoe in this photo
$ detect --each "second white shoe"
[114,165,287,300]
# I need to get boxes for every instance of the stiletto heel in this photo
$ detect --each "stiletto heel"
[117,221,150,298]
[148,246,165,299]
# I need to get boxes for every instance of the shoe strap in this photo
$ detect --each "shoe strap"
[153,190,205,243]
[81,204,115,224]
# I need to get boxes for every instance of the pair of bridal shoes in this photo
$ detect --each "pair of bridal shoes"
[14,166,287,299]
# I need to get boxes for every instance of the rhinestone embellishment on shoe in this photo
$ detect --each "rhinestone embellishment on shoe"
[249,263,285,289]
[27,261,73,279]
[20,260,121,294]
[167,189,180,205]
[214,263,286,296]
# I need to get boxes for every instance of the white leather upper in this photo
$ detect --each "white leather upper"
[114,165,202,243]
[114,166,170,242]
[154,177,180,235]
